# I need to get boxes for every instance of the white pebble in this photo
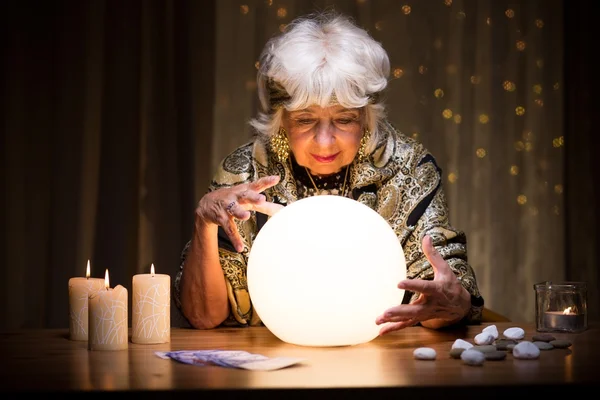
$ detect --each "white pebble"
[512,341,540,359]
[503,327,525,340]
[482,324,499,339]
[460,349,485,366]
[474,332,495,345]
[451,338,474,350]
[413,347,437,360]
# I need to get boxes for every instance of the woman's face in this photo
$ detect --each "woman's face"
[282,105,364,176]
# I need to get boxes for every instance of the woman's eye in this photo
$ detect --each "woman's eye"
[336,118,354,125]
[297,119,315,125]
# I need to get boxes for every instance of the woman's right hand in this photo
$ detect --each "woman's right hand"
[195,175,284,252]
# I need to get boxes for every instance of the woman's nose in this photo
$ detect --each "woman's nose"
[314,122,335,145]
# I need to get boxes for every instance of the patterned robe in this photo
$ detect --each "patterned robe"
[174,121,484,327]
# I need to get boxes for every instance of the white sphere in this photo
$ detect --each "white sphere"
[247,195,406,347]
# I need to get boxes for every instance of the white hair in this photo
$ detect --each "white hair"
[249,12,391,154]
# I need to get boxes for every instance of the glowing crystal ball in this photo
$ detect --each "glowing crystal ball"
[247,195,406,347]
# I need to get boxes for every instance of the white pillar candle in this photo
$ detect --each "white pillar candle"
[88,269,128,351]
[132,263,170,344]
[68,260,105,341]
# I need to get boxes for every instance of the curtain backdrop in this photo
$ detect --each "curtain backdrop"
[1,0,215,329]
[1,0,597,330]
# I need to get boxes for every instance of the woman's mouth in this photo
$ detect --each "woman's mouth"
[311,152,339,163]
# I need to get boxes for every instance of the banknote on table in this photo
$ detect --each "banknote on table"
[155,350,305,371]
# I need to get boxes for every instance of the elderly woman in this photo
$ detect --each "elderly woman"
[174,12,484,334]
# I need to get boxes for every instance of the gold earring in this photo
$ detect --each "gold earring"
[358,129,371,162]
[271,127,290,163]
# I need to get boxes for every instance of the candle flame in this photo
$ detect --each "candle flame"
[86,260,91,279]
[104,269,110,290]
[563,306,573,315]
[151,263,155,277]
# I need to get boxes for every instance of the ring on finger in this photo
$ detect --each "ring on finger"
[226,201,236,216]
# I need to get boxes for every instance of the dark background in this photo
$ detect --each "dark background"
[1,0,597,329]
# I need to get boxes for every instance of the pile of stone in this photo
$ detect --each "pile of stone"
[412,325,572,366]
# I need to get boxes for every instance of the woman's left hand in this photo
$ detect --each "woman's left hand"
[375,234,471,335]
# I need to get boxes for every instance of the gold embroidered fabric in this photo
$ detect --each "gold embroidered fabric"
[173,120,483,327]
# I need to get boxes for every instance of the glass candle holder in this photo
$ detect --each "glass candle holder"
[534,281,587,333]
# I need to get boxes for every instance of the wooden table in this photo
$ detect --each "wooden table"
[1,322,598,398]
